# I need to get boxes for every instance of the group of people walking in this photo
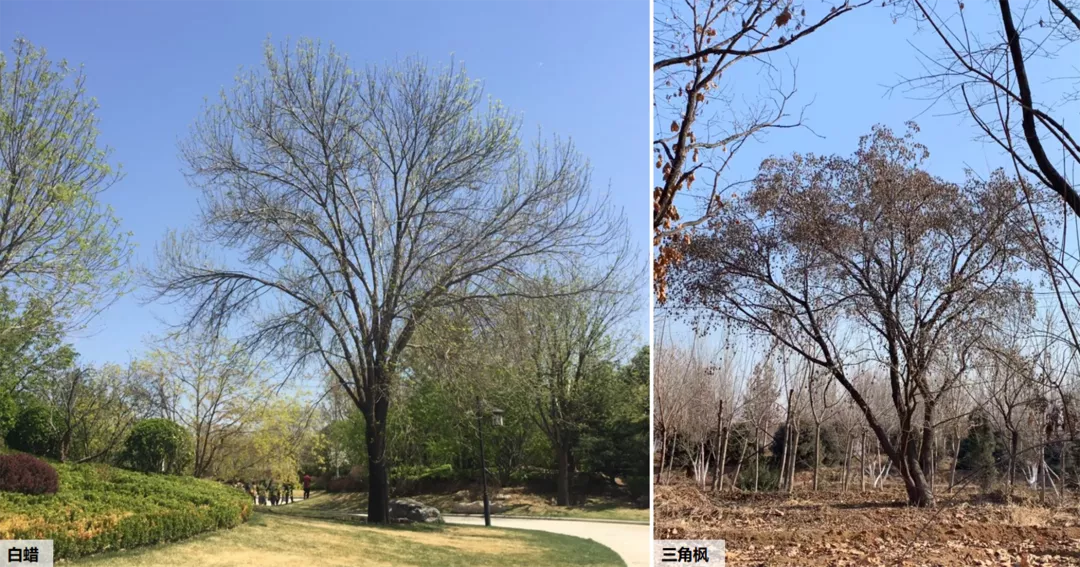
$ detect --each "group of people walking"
[242,475,313,506]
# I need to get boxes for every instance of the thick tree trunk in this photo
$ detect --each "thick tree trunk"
[365,393,391,524]
[919,402,935,479]
[556,445,572,506]
[900,432,935,507]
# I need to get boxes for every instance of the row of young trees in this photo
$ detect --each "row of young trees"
[658,320,1080,501]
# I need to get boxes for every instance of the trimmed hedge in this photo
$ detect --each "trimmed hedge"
[0,453,59,495]
[0,460,251,559]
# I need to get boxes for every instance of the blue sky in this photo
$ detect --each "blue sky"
[656,3,1079,360]
[0,0,650,366]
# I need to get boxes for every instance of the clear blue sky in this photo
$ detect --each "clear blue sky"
[657,4,1079,357]
[0,0,650,365]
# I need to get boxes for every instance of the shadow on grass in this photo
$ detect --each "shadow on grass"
[260,506,446,532]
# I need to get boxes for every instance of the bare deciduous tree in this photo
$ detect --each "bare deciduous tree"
[148,40,626,523]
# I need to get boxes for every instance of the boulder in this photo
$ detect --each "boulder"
[388,498,444,524]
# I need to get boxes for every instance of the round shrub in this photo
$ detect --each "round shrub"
[5,404,60,457]
[120,418,193,474]
[0,453,59,494]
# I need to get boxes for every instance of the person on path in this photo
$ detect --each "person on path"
[302,474,312,500]
[283,480,293,504]
[269,480,280,506]
[255,481,266,506]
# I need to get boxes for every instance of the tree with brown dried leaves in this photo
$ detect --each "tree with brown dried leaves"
[653,0,871,302]
[666,124,1038,507]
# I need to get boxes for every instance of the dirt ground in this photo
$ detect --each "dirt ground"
[654,480,1080,566]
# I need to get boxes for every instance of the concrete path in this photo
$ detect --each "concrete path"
[443,515,649,567]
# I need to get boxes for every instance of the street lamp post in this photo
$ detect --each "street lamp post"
[476,397,504,527]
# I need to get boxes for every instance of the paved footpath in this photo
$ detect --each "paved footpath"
[443,515,649,567]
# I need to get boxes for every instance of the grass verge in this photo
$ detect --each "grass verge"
[71,511,626,567]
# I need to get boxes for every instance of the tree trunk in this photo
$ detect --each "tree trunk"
[556,445,572,506]
[59,429,72,463]
[900,432,935,507]
[1009,428,1019,495]
[950,433,961,490]
[843,435,853,492]
[813,423,821,491]
[780,390,793,491]
[875,437,883,489]
[778,423,791,491]
[666,431,679,480]
[1062,440,1068,497]
[714,426,729,491]
[658,428,667,482]
[711,401,724,490]
[929,433,936,494]
[789,425,800,494]
[731,436,748,491]
[753,434,760,492]
[365,394,391,524]
[860,430,866,492]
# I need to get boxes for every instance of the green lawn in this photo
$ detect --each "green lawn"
[71,512,626,567]
[288,490,649,523]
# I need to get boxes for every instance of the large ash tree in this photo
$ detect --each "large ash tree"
[667,124,1037,507]
[150,40,626,523]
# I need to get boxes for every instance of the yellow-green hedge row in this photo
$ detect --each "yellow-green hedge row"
[0,461,251,559]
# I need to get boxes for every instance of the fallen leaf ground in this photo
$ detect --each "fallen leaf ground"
[654,479,1080,566]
